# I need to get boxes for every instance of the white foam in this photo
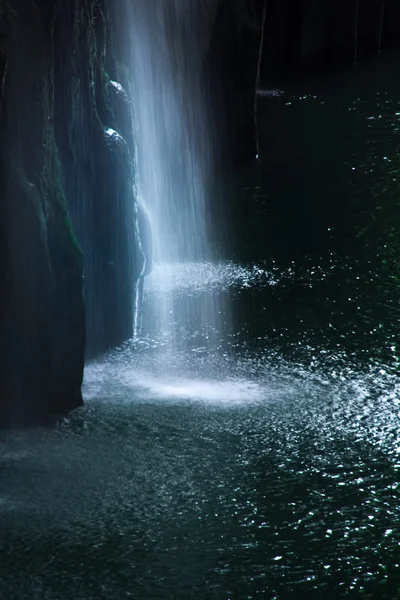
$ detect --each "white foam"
[123,371,264,405]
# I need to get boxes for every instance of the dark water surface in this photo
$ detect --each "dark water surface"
[2,57,400,599]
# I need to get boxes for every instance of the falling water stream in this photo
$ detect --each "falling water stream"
[127,0,226,349]
[1,16,400,600]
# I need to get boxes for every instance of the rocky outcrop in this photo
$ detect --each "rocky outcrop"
[0,0,143,426]
[53,0,143,356]
[0,0,85,426]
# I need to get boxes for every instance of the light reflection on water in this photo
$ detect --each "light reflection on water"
[0,262,391,597]
[145,261,280,293]
[1,258,399,598]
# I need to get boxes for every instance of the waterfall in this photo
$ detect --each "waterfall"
[123,0,228,351]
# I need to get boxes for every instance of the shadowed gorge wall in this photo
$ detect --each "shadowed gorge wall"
[206,0,266,164]
[0,0,142,426]
[261,0,400,79]
[0,0,85,426]
[53,0,142,355]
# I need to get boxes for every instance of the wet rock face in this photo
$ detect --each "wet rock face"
[53,0,142,357]
[261,0,400,78]
[205,0,266,165]
[0,0,143,425]
[0,0,85,426]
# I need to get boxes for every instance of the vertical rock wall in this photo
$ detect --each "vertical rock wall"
[0,0,85,426]
[261,0,400,79]
[53,0,142,356]
[0,0,142,426]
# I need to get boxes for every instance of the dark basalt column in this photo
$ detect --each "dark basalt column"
[0,0,143,426]
[0,0,85,427]
[53,0,143,356]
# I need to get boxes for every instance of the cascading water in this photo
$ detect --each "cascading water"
[125,0,228,351]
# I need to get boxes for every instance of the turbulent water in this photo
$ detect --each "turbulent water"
[2,56,400,598]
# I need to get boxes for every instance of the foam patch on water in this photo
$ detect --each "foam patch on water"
[121,371,264,405]
[145,261,278,294]
[257,89,285,97]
